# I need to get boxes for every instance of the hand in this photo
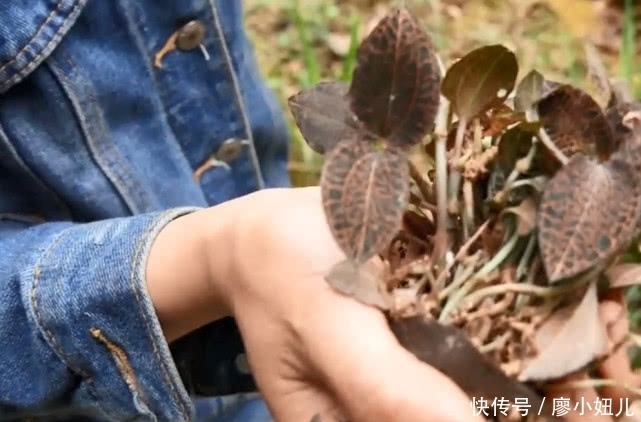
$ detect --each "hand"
[544,291,641,421]
[216,186,481,422]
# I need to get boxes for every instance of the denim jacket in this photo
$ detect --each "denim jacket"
[0,0,290,421]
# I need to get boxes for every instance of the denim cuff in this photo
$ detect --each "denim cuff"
[28,208,200,421]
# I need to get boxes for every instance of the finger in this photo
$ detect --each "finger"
[597,300,641,412]
[303,286,483,422]
[545,372,612,422]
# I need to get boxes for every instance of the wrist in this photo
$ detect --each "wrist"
[146,205,237,342]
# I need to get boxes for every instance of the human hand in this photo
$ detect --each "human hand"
[220,186,481,422]
[544,291,641,422]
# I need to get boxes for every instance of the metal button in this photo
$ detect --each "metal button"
[215,138,248,163]
[234,353,252,375]
[176,20,206,51]
[192,138,248,182]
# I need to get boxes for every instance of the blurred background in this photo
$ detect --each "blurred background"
[243,0,640,187]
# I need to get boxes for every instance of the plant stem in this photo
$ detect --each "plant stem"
[459,279,579,311]
[475,227,519,280]
[509,175,548,192]
[433,96,451,265]
[524,108,568,165]
[434,219,490,291]
[537,128,568,165]
[462,179,474,240]
[473,118,483,154]
[448,117,468,213]
[439,227,520,321]
[516,234,537,281]
[439,275,481,323]
[494,141,537,204]
[408,160,435,203]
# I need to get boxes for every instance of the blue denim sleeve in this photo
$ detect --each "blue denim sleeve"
[0,208,210,421]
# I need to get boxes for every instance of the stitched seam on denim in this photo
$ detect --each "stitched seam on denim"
[31,228,131,422]
[0,2,61,71]
[207,0,265,190]
[43,56,153,214]
[0,0,87,93]
[117,2,206,196]
[129,213,189,418]
[30,229,91,379]
[0,123,73,219]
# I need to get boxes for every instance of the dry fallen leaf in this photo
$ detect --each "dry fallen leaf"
[519,283,609,381]
[325,259,389,309]
[606,263,641,289]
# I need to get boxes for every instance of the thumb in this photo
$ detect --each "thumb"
[305,287,483,422]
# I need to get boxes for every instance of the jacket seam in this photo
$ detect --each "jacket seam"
[117,2,202,187]
[129,214,189,419]
[29,227,118,421]
[207,0,265,190]
[0,0,87,93]
[29,229,88,378]
[43,55,153,214]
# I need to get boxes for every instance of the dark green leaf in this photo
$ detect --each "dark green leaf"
[514,69,544,113]
[441,44,518,119]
